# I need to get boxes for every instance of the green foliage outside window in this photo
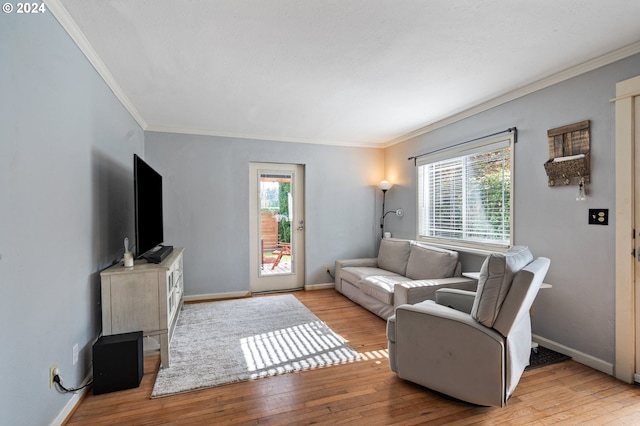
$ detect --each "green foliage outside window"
[278,182,291,243]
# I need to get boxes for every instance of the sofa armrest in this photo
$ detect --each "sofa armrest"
[435,288,477,314]
[334,258,378,289]
[394,277,476,308]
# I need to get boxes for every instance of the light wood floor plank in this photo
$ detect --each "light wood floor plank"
[65,289,640,425]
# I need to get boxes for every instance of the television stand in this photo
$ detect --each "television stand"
[100,248,184,368]
[144,245,173,264]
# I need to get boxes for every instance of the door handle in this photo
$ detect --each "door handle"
[296,220,304,231]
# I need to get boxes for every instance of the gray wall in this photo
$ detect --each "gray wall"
[0,12,144,426]
[145,132,385,295]
[383,53,640,365]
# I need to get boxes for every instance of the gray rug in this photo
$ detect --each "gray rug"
[151,294,361,398]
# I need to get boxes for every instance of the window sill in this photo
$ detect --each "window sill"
[415,238,510,256]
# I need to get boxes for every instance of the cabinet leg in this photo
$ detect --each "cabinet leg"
[160,334,170,368]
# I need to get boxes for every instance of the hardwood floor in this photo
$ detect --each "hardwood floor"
[66,289,640,425]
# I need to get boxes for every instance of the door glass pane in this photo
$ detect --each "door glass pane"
[259,171,294,276]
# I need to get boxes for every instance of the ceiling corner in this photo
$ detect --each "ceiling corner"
[44,0,148,130]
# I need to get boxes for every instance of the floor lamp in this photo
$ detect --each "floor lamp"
[378,180,403,238]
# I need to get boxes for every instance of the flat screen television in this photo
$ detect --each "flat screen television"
[133,154,164,259]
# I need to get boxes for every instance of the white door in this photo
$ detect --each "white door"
[249,163,305,292]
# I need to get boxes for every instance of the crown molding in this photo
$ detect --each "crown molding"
[384,40,640,148]
[145,124,386,148]
[45,0,148,130]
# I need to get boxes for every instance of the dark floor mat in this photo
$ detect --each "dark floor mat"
[526,345,571,370]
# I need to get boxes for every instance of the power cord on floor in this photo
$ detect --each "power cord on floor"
[53,373,93,393]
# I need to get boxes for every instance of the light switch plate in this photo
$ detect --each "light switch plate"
[589,209,608,225]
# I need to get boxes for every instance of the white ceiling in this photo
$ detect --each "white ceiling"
[51,0,640,147]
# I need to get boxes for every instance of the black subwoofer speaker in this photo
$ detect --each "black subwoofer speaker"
[93,331,143,395]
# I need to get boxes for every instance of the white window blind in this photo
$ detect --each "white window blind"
[417,136,513,249]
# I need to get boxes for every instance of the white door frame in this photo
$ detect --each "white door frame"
[249,162,305,293]
[614,74,640,383]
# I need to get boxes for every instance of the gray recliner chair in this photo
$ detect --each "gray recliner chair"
[386,246,550,407]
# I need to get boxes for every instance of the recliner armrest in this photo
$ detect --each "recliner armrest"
[397,300,493,335]
[435,288,477,314]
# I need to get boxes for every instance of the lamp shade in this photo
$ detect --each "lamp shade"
[378,180,393,191]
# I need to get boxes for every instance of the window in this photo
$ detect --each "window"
[417,135,514,250]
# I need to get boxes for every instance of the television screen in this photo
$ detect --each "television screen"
[134,154,163,258]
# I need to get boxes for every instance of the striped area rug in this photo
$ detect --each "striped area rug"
[151,294,360,397]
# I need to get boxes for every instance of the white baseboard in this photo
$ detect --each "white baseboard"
[49,369,93,426]
[183,291,251,302]
[532,334,614,376]
[305,282,335,291]
[184,286,336,301]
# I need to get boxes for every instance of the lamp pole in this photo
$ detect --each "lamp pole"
[380,188,387,239]
[378,180,393,239]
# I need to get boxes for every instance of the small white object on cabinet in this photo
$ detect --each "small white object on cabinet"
[100,247,184,368]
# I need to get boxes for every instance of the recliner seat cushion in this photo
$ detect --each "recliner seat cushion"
[405,243,458,280]
[377,239,411,276]
[471,246,533,327]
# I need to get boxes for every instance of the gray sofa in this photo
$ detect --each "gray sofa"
[334,238,477,319]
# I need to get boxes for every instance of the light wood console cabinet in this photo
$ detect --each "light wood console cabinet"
[100,247,184,368]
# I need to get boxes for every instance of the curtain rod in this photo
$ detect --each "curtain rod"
[407,127,517,165]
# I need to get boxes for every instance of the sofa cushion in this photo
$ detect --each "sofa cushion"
[471,246,533,328]
[377,239,411,276]
[405,243,458,280]
[358,275,412,305]
[340,266,400,287]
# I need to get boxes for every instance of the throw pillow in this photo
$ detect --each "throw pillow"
[377,239,411,276]
[405,243,458,280]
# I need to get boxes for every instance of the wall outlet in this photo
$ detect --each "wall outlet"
[72,343,79,365]
[589,209,609,225]
[49,364,58,389]
[325,265,331,273]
